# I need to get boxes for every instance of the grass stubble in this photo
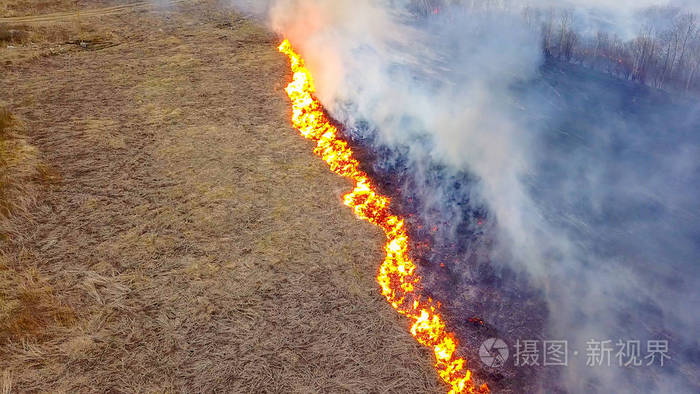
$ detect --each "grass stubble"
[0,1,445,392]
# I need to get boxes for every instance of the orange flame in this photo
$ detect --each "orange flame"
[278,40,489,394]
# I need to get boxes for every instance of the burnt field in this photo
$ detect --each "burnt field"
[340,55,700,392]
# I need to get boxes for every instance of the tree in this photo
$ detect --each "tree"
[630,25,658,83]
[557,9,574,60]
[541,7,555,58]
[675,13,698,89]
[685,28,700,91]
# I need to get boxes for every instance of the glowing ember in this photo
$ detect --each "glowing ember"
[278,39,489,394]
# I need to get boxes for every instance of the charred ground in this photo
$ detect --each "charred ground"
[338,52,700,393]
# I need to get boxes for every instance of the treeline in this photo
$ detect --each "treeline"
[407,1,700,93]
[524,6,700,93]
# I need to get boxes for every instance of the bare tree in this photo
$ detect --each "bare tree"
[686,28,700,91]
[557,9,574,60]
[630,24,658,83]
[417,1,699,93]
[521,5,535,28]
[676,13,698,87]
[541,7,555,58]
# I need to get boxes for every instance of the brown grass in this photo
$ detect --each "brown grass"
[1,0,78,18]
[1,1,120,67]
[0,27,29,45]
[0,22,76,45]
[0,108,73,379]
[0,1,444,392]
[0,20,112,65]
[0,259,75,342]
[0,107,42,232]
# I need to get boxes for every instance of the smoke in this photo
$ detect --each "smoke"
[227,0,699,392]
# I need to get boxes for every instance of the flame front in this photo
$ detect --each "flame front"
[278,40,489,394]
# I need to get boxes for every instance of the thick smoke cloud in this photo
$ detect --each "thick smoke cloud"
[228,0,699,392]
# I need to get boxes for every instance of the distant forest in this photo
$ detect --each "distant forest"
[408,1,700,93]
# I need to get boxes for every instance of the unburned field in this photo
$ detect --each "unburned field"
[0,1,443,392]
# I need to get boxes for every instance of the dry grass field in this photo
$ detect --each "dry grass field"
[0,1,442,392]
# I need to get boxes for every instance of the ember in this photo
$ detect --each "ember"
[278,39,489,394]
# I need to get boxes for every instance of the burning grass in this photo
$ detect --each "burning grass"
[278,40,489,394]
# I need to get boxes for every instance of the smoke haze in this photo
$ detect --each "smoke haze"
[228,0,700,392]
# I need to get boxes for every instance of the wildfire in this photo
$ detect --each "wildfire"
[278,39,489,394]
